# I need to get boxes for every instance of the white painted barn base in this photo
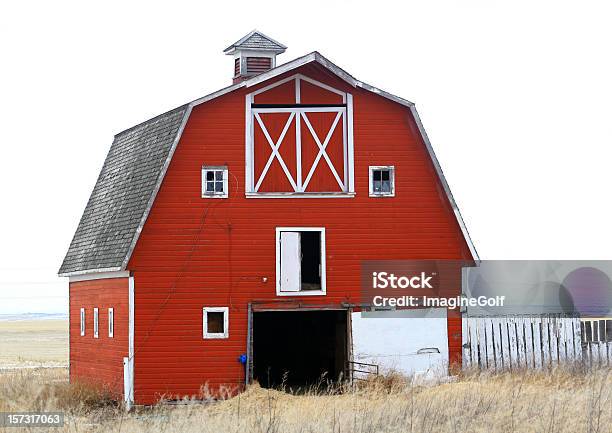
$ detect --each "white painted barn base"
[462,316,612,370]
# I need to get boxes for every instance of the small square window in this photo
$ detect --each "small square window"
[202,166,228,198]
[369,166,395,197]
[203,307,229,339]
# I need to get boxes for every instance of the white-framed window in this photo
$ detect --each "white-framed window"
[93,308,99,339]
[245,74,355,198]
[108,308,114,338]
[202,166,229,198]
[276,227,326,296]
[369,166,395,197]
[80,308,85,336]
[203,307,229,339]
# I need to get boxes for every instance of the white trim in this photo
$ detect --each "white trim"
[254,112,298,191]
[125,275,134,409]
[60,267,123,278]
[203,307,229,339]
[245,94,253,193]
[128,277,134,363]
[296,113,302,191]
[93,308,99,338]
[275,227,327,296]
[369,165,396,197]
[69,270,130,282]
[346,93,355,192]
[248,83,351,195]
[80,308,85,336]
[409,106,479,261]
[301,111,345,191]
[252,106,345,114]
[201,165,229,198]
[245,192,355,199]
[108,308,114,338]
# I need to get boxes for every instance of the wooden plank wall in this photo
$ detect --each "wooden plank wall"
[462,316,612,370]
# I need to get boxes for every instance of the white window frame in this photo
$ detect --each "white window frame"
[275,227,326,296]
[201,166,229,198]
[93,308,99,339]
[369,165,395,197]
[203,307,229,339]
[245,74,355,198]
[108,308,114,338]
[80,308,85,336]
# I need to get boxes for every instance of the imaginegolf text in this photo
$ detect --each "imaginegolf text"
[372,295,506,309]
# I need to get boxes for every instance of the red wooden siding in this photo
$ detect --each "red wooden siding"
[69,277,129,398]
[128,63,473,404]
[253,80,295,105]
[299,80,343,105]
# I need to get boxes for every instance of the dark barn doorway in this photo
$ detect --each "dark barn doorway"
[252,310,348,389]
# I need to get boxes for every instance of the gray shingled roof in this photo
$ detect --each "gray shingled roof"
[224,30,286,54]
[59,105,189,275]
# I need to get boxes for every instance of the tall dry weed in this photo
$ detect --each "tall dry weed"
[0,366,610,432]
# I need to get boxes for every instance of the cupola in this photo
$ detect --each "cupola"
[224,30,286,83]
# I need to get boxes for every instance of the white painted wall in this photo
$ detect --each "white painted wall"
[351,309,449,378]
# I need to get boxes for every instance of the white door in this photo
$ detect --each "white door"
[351,308,449,378]
[279,232,301,292]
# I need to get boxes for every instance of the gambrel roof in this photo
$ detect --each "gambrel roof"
[223,30,287,54]
[59,106,190,275]
[59,52,478,276]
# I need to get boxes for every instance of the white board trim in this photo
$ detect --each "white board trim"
[69,270,130,282]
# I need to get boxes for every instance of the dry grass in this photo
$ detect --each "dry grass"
[1,366,611,432]
[0,319,68,368]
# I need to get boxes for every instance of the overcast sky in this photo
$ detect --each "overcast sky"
[1,0,611,314]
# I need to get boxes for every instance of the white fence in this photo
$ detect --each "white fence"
[462,316,612,370]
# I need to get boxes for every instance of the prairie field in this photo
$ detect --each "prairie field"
[0,319,68,369]
[0,320,611,432]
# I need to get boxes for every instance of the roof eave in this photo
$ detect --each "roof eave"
[58,266,123,278]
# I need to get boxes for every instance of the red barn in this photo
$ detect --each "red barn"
[59,30,477,406]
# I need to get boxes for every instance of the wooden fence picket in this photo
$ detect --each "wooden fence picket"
[492,318,503,371]
[541,316,550,368]
[499,317,511,370]
[549,318,559,366]
[484,318,495,369]
[524,319,534,368]
[461,315,608,372]
[516,318,526,368]
[508,317,519,370]
[462,316,471,369]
